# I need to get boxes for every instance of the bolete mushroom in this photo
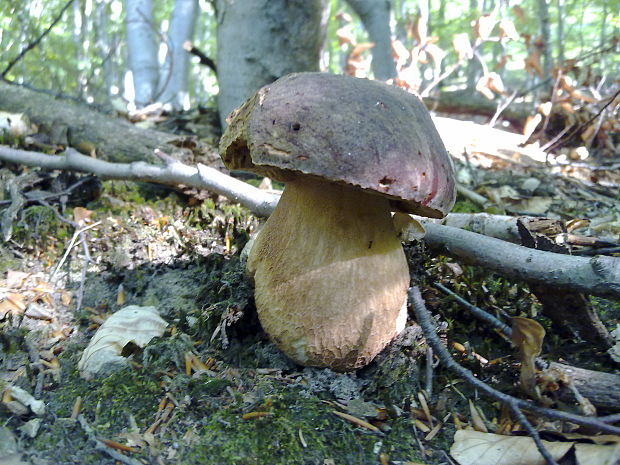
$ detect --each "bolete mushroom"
[220,72,456,371]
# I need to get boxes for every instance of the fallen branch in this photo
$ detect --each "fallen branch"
[423,212,521,243]
[422,223,620,300]
[409,286,620,435]
[1,145,619,300]
[433,282,620,410]
[0,146,279,217]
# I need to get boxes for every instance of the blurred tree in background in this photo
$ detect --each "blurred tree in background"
[0,0,617,137]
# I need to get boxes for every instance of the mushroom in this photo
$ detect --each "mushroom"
[220,72,456,371]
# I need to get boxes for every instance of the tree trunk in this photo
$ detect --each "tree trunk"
[124,0,159,107]
[537,0,552,90]
[159,0,199,110]
[556,0,565,65]
[346,0,397,81]
[94,0,114,102]
[599,0,608,69]
[215,0,327,127]
[466,0,479,89]
[424,89,531,129]
[72,0,88,98]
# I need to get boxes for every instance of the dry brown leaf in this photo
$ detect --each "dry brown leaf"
[495,55,510,71]
[487,72,505,94]
[525,50,543,77]
[73,207,93,226]
[512,317,545,398]
[474,14,497,41]
[5,271,31,288]
[512,5,526,22]
[0,292,27,318]
[469,400,488,433]
[451,430,620,465]
[424,42,446,69]
[396,64,421,92]
[412,13,427,45]
[476,76,495,100]
[538,101,553,116]
[581,124,597,143]
[453,33,473,62]
[336,25,354,46]
[499,19,519,41]
[571,89,596,104]
[523,114,542,140]
[391,39,411,68]
[473,72,505,99]
[349,42,375,59]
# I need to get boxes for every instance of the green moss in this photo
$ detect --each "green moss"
[0,245,19,273]
[10,205,71,257]
[180,383,436,465]
[195,254,254,339]
[591,297,620,329]
[450,199,480,213]
[26,350,163,464]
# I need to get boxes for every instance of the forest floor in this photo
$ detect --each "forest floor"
[1,109,619,465]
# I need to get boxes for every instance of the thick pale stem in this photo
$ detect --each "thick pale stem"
[247,176,410,371]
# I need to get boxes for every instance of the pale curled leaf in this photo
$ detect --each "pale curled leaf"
[78,305,168,379]
[451,430,620,465]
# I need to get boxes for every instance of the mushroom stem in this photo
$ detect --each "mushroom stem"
[247,176,410,371]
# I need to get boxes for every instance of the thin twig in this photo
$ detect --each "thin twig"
[408,286,620,436]
[51,221,101,280]
[183,41,217,75]
[1,0,74,79]
[545,88,620,152]
[540,71,563,136]
[432,282,512,338]
[0,176,97,208]
[488,90,518,128]
[77,415,143,465]
[425,345,434,401]
[34,200,92,307]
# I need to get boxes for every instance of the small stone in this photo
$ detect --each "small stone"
[18,419,41,438]
[521,177,541,194]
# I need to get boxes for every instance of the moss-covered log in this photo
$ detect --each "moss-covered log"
[0,81,188,163]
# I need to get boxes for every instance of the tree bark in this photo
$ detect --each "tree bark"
[345,0,397,81]
[424,89,531,129]
[159,0,199,110]
[466,0,479,90]
[550,362,620,411]
[215,0,326,127]
[124,0,159,106]
[537,0,553,90]
[556,0,565,65]
[422,223,620,300]
[0,81,188,163]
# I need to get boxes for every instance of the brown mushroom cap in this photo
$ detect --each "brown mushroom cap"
[220,72,456,218]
